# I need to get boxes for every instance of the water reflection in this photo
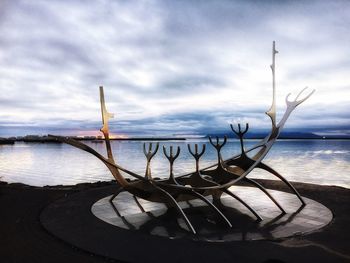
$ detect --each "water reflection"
[0,139,349,188]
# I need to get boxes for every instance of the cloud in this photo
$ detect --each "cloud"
[0,0,349,136]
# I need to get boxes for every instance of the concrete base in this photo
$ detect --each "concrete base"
[92,186,332,241]
[40,185,333,262]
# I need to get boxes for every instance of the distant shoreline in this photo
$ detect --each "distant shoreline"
[1,137,349,145]
[109,137,186,141]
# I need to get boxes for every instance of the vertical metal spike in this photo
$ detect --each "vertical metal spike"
[99,86,115,163]
[266,41,278,128]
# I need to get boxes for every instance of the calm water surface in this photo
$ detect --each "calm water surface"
[0,139,349,188]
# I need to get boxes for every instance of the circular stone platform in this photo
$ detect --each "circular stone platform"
[92,186,332,241]
[40,185,332,262]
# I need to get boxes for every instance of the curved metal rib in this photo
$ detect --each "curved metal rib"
[222,188,263,221]
[154,185,196,234]
[245,178,286,214]
[48,134,146,182]
[109,187,124,203]
[189,190,232,227]
[109,188,136,230]
[257,162,306,206]
[133,195,146,213]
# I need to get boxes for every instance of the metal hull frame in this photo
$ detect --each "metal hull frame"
[50,42,315,234]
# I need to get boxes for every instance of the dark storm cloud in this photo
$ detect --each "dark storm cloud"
[0,0,349,136]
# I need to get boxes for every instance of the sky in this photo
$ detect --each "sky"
[0,0,349,137]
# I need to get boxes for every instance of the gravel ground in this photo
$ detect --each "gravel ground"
[0,179,349,263]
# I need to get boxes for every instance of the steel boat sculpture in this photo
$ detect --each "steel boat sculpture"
[50,42,315,234]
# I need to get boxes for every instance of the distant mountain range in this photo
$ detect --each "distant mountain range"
[1,132,349,144]
[205,132,349,139]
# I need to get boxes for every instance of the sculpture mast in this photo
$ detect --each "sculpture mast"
[99,86,115,163]
[266,41,278,128]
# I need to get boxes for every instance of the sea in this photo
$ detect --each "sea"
[0,139,349,188]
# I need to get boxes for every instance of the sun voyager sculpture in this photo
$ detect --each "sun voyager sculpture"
[50,42,315,234]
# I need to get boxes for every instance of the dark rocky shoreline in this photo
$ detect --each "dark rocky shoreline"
[0,179,349,263]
